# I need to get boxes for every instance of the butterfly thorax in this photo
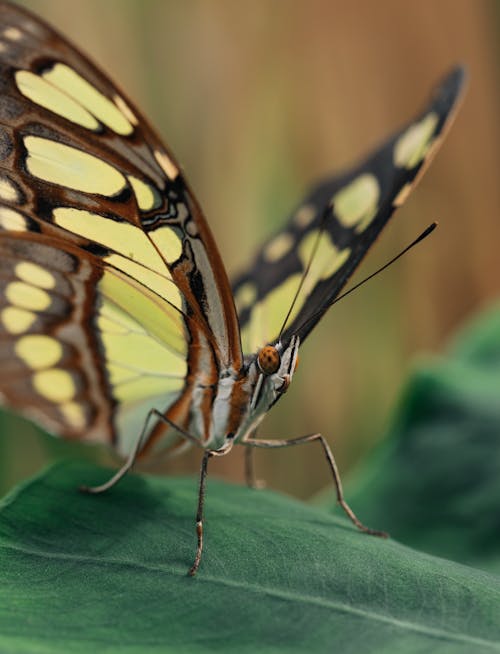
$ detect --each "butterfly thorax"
[193,336,300,451]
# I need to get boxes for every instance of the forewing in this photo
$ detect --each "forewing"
[0,1,243,452]
[233,67,466,353]
[0,1,242,369]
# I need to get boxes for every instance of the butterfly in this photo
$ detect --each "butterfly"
[0,1,465,575]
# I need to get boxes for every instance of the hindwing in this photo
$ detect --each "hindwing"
[0,231,191,454]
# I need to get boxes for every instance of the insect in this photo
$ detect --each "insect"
[0,1,464,575]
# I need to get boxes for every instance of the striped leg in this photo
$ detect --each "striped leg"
[242,433,388,538]
[189,440,234,577]
[188,450,211,577]
[80,408,201,494]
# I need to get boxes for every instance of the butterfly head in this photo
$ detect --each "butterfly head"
[249,335,300,413]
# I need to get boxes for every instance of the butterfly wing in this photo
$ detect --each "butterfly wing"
[0,1,242,454]
[233,67,466,354]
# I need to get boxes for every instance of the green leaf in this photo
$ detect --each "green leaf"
[327,304,500,572]
[1,461,500,653]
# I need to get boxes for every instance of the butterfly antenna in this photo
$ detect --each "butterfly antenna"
[296,221,437,336]
[278,207,329,340]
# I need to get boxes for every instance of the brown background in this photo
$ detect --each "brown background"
[2,0,499,499]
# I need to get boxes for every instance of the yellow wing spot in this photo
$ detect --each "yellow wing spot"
[235,282,257,312]
[16,70,100,131]
[298,229,351,286]
[114,94,138,126]
[127,175,160,211]
[263,232,294,262]
[5,281,51,311]
[332,173,380,232]
[98,315,129,335]
[149,226,183,264]
[59,401,86,429]
[15,334,62,370]
[241,273,302,353]
[394,113,439,170]
[24,136,126,197]
[33,368,76,403]
[99,274,186,354]
[98,302,143,336]
[108,362,137,384]
[393,182,413,208]
[1,306,36,334]
[154,150,179,180]
[53,207,169,275]
[294,204,316,228]
[0,176,20,203]
[15,261,56,290]
[113,375,183,403]
[3,27,22,41]
[0,207,27,231]
[42,63,134,135]
[102,331,187,377]
[105,254,182,309]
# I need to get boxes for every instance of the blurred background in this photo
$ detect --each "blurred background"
[1,0,499,500]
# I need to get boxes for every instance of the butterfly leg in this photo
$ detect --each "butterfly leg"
[188,450,212,577]
[242,433,388,538]
[189,440,234,576]
[80,408,181,494]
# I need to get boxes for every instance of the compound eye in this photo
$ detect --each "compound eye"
[257,345,281,375]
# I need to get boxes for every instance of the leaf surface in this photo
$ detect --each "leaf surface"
[0,461,499,653]
[331,305,500,572]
